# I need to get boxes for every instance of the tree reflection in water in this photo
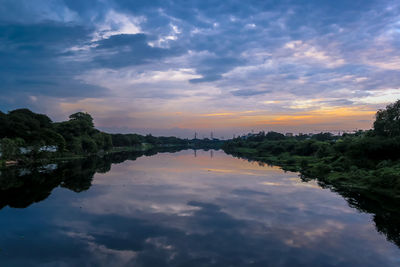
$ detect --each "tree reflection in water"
[0,148,399,250]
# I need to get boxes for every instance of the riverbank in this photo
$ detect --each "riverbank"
[223,145,400,199]
[222,100,400,200]
[0,142,224,170]
[0,143,156,169]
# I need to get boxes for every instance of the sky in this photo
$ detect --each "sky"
[0,0,400,138]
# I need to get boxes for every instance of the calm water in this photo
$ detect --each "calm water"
[0,149,399,266]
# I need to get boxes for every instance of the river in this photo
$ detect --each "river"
[0,149,399,266]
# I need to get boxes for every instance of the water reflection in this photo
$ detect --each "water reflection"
[0,149,175,209]
[0,150,399,266]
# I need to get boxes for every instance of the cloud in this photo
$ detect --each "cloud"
[189,56,245,83]
[0,22,108,98]
[283,40,345,68]
[1,0,400,135]
[93,34,173,67]
[231,89,271,97]
[92,10,144,41]
[0,0,79,24]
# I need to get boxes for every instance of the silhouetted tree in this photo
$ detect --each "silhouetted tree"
[374,99,400,137]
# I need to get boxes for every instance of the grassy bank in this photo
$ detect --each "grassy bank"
[223,139,400,199]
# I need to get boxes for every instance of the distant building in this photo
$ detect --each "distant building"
[20,146,58,154]
[285,133,293,137]
[20,147,32,154]
[39,146,58,152]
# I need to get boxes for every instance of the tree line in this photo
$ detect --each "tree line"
[223,99,400,198]
[0,109,210,162]
[0,109,112,161]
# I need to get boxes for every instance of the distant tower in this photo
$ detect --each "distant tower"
[194,132,197,139]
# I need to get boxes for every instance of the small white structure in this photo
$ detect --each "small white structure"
[39,146,58,152]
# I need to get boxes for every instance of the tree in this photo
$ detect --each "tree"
[81,137,98,153]
[69,112,94,128]
[103,134,113,150]
[0,111,9,138]
[0,138,20,160]
[265,131,285,141]
[111,134,131,147]
[374,100,400,137]
[311,132,333,141]
[145,134,159,144]
[39,129,66,151]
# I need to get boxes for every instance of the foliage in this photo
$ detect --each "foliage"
[111,133,144,147]
[0,109,114,157]
[0,138,21,160]
[223,99,400,198]
[0,108,221,161]
[374,100,400,137]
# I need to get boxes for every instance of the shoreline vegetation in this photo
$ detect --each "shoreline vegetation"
[1,100,400,200]
[222,100,400,199]
[0,109,223,168]
[1,100,400,248]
